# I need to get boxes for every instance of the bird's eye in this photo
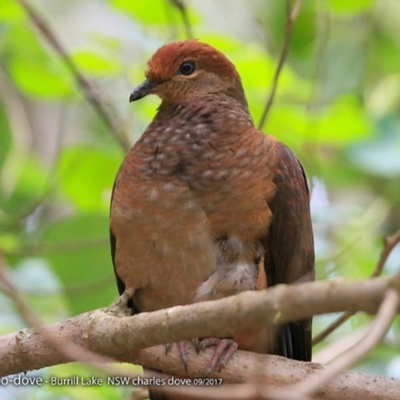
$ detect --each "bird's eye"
[179,61,195,75]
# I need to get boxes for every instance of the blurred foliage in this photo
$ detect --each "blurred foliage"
[0,0,399,399]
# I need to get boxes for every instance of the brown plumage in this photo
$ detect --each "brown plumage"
[110,40,314,399]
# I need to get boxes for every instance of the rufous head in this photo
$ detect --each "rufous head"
[129,40,247,107]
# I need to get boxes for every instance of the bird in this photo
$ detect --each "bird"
[110,39,314,400]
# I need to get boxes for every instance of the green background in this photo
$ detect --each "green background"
[0,0,399,399]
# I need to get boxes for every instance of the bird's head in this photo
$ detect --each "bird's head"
[129,40,247,107]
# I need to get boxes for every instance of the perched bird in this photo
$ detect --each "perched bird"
[110,40,314,399]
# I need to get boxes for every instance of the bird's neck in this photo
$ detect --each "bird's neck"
[154,93,253,131]
[136,93,255,169]
[133,94,262,187]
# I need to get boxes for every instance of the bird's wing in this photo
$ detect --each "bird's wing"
[263,140,315,361]
[109,178,126,296]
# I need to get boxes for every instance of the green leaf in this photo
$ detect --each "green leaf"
[58,146,121,212]
[367,75,400,116]
[40,213,116,315]
[329,0,375,14]
[6,23,72,98]
[329,0,376,14]
[0,106,12,171]
[112,0,200,27]
[263,103,308,148]
[306,95,372,145]
[71,49,120,76]
[290,0,317,59]
[235,48,275,90]
[0,152,49,217]
[112,0,167,24]
[0,0,23,20]
[10,58,72,98]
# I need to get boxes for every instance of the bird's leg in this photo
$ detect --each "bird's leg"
[177,341,189,371]
[165,341,191,373]
[196,337,238,375]
[106,288,135,317]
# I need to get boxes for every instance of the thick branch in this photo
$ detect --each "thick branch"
[137,346,400,400]
[1,326,400,400]
[1,275,399,378]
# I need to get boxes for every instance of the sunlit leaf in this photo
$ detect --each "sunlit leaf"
[112,0,167,24]
[72,49,120,76]
[0,107,12,170]
[58,146,121,212]
[10,58,72,98]
[0,152,49,216]
[367,74,400,116]
[264,103,308,148]
[307,95,372,144]
[329,0,375,13]
[40,213,115,315]
[291,0,317,59]
[0,0,23,20]
[6,23,72,98]
[112,0,200,26]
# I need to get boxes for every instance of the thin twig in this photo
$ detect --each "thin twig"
[258,0,303,130]
[16,0,131,152]
[313,228,400,345]
[372,229,400,277]
[285,288,400,399]
[312,311,353,345]
[168,0,194,39]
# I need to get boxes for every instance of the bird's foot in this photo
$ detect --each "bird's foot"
[165,341,191,373]
[195,337,238,375]
[106,288,135,317]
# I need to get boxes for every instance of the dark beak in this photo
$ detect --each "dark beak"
[129,79,157,102]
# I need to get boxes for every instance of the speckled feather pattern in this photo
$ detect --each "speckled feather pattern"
[111,93,276,312]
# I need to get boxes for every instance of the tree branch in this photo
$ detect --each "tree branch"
[132,346,400,400]
[283,288,400,399]
[1,275,399,375]
[258,0,303,130]
[16,0,131,152]
[2,248,400,399]
[168,0,194,39]
[313,228,400,345]
[0,308,399,399]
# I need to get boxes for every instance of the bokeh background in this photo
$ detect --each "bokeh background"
[1,0,400,399]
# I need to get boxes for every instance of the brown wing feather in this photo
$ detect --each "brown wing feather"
[109,179,126,297]
[263,141,315,361]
